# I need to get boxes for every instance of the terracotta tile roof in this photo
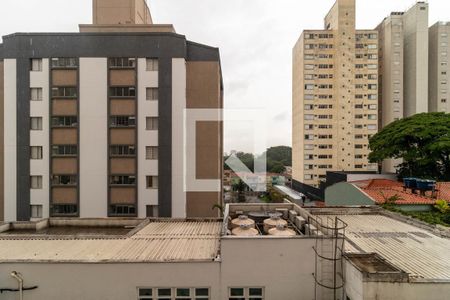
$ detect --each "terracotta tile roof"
[350,179,450,205]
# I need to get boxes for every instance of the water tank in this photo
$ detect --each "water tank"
[416,179,436,191]
[268,224,296,237]
[231,215,255,229]
[403,178,417,189]
[232,224,259,236]
[263,215,287,234]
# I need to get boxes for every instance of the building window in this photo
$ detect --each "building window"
[146,176,159,189]
[109,57,136,68]
[30,146,43,159]
[146,58,159,71]
[51,58,78,68]
[304,94,314,100]
[305,84,314,90]
[368,104,377,110]
[304,64,314,70]
[110,116,136,127]
[304,174,313,180]
[146,88,159,101]
[146,117,158,130]
[51,204,77,215]
[146,146,158,160]
[442,99,447,103]
[304,114,314,120]
[30,117,43,130]
[368,94,377,100]
[367,64,377,69]
[110,176,136,185]
[110,87,136,97]
[30,59,42,71]
[304,54,315,60]
[52,87,77,98]
[229,287,264,300]
[304,154,314,160]
[368,54,378,59]
[138,287,209,300]
[304,74,314,80]
[304,144,314,150]
[51,116,78,127]
[304,134,314,140]
[368,33,378,39]
[355,144,364,149]
[367,124,377,130]
[355,155,363,159]
[51,175,77,186]
[110,205,136,216]
[367,44,377,50]
[355,164,363,169]
[304,104,313,110]
[368,74,377,80]
[304,124,314,130]
[30,88,43,101]
[368,114,377,120]
[52,145,77,156]
[30,176,43,189]
[30,205,43,218]
[110,145,136,157]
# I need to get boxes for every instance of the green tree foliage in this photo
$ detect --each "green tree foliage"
[224,146,292,174]
[368,113,450,180]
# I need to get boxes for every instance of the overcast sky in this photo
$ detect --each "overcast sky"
[1,0,450,153]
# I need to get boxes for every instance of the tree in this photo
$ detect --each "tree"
[368,113,450,180]
[232,179,248,203]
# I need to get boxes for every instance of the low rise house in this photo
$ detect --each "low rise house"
[325,179,450,211]
[0,204,449,300]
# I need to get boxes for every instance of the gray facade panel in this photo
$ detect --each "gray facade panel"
[16,58,31,221]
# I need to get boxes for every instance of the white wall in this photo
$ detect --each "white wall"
[79,58,108,218]
[29,59,50,219]
[137,58,159,218]
[344,259,450,300]
[4,59,17,222]
[171,58,186,218]
[0,262,220,300]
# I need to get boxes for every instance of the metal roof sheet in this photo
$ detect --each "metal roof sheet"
[322,214,450,281]
[0,221,221,263]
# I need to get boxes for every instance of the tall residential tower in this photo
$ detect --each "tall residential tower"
[0,0,224,222]
[293,0,379,189]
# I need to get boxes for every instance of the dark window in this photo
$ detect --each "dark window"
[52,204,78,215]
[51,58,78,68]
[110,175,136,185]
[52,175,77,186]
[110,87,136,97]
[52,116,78,127]
[110,145,136,156]
[52,87,77,98]
[110,116,136,127]
[52,145,77,156]
[109,57,136,68]
[110,205,136,215]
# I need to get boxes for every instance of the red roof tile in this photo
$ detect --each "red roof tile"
[350,179,450,205]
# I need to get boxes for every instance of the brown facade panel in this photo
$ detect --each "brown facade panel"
[186,192,221,218]
[52,70,78,86]
[52,100,77,116]
[52,128,78,145]
[52,188,77,204]
[110,158,136,174]
[186,61,221,109]
[110,128,136,145]
[0,61,4,221]
[196,121,221,180]
[109,69,136,86]
[110,188,136,204]
[110,99,136,115]
[52,158,78,174]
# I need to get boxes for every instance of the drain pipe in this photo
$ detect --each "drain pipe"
[10,271,23,300]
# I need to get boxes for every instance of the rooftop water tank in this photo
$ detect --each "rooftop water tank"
[268,224,296,237]
[232,224,259,236]
[416,179,436,191]
[231,215,255,229]
[263,215,287,234]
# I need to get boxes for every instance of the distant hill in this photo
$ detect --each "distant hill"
[224,146,292,174]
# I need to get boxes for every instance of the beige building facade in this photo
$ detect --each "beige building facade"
[293,0,379,188]
[429,22,450,113]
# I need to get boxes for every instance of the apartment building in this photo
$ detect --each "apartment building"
[376,13,404,173]
[293,0,379,189]
[403,2,429,117]
[0,0,223,222]
[429,22,450,113]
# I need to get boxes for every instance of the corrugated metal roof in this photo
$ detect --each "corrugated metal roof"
[322,214,450,281]
[0,221,221,263]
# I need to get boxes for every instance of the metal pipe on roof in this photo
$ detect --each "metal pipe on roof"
[10,271,23,300]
